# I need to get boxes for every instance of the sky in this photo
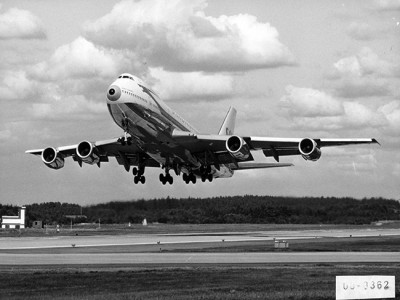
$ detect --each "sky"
[0,0,399,205]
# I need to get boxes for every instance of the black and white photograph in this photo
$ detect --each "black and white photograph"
[0,0,399,299]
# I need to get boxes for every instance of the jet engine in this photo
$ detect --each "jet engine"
[298,138,321,161]
[76,141,100,165]
[226,135,250,161]
[42,147,65,169]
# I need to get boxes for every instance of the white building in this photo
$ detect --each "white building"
[1,206,26,229]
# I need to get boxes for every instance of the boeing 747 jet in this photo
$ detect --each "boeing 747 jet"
[26,73,379,185]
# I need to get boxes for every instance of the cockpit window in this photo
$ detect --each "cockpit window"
[120,75,135,81]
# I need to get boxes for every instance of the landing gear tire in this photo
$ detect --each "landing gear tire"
[190,173,196,184]
[182,173,190,184]
[132,167,138,176]
[134,175,145,184]
[138,167,144,176]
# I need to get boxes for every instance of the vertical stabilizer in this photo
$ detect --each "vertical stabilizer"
[218,107,237,135]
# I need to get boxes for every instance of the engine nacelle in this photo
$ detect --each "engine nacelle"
[226,135,250,161]
[42,147,65,169]
[299,138,321,161]
[76,141,100,165]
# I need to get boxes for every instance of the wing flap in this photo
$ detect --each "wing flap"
[317,138,380,147]
[233,162,293,170]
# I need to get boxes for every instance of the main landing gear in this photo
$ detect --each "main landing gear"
[132,166,145,184]
[200,165,213,182]
[159,172,173,185]
[182,173,196,184]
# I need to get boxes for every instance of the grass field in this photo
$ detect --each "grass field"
[0,264,399,300]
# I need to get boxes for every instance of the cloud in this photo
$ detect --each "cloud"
[329,47,397,98]
[346,22,377,41]
[374,0,400,11]
[280,86,344,117]
[0,7,46,40]
[343,102,386,128]
[0,71,36,100]
[280,86,389,131]
[148,67,234,101]
[378,100,400,136]
[29,37,123,81]
[83,0,295,72]
[334,48,395,77]
[31,94,104,121]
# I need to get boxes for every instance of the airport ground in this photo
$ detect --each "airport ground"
[0,223,399,299]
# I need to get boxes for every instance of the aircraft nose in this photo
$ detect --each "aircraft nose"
[107,85,121,101]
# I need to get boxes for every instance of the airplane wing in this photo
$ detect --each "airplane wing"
[172,132,379,163]
[26,138,159,171]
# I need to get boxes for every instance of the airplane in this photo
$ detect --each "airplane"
[26,73,379,185]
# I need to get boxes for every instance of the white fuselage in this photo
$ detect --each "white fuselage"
[106,73,233,178]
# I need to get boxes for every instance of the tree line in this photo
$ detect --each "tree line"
[1,196,399,226]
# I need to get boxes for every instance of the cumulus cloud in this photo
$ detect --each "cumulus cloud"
[343,102,386,128]
[83,0,295,72]
[329,47,397,98]
[333,47,395,77]
[280,86,344,117]
[280,86,390,131]
[148,67,234,101]
[0,71,36,100]
[32,91,104,121]
[29,37,124,81]
[374,0,400,11]
[0,7,46,40]
[346,22,377,41]
[378,100,400,136]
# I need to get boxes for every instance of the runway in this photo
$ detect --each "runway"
[0,227,398,250]
[0,227,398,266]
[0,252,399,265]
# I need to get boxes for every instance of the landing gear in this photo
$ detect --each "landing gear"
[183,173,196,184]
[201,173,213,182]
[199,165,213,182]
[132,166,145,184]
[118,136,132,146]
[159,172,173,185]
[119,116,132,146]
